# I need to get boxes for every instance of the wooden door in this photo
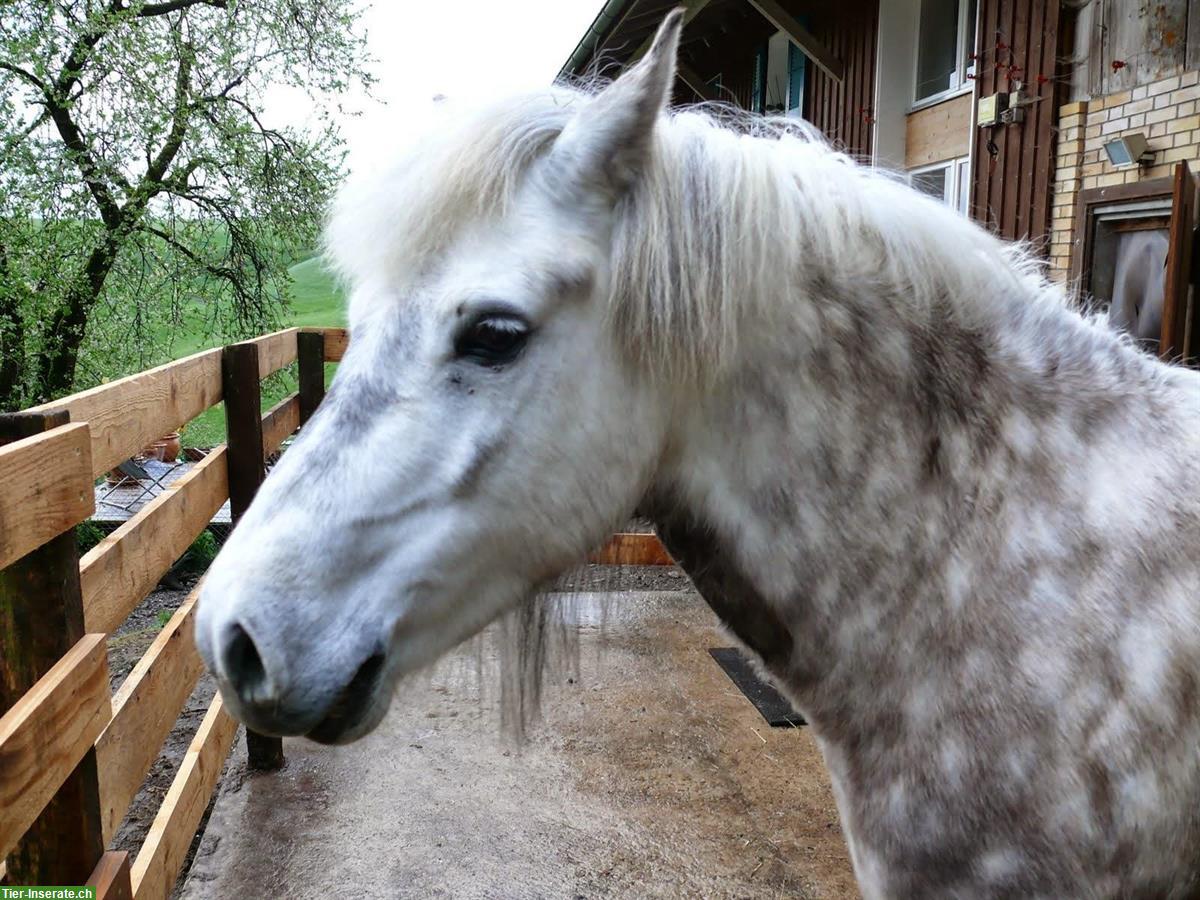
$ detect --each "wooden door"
[1160,161,1198,363]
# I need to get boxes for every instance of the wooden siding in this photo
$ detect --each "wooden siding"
[675,1,774,107]
[802,0,878,160]
[1096,0,1188,95]
[969,0,1063,243]
[906,93,973,168]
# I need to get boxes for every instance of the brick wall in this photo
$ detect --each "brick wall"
[1048,69,1200,285]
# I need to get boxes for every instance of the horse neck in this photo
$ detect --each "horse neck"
[644,274,1192,710]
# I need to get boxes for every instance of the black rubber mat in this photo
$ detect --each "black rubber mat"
[708,647,806,727]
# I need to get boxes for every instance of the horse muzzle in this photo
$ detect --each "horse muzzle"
[198,614,390,744]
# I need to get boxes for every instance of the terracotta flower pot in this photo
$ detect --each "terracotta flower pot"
[142,431,182,463]
[158,432,182,463]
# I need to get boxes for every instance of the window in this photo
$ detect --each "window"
[909,156,971,215]
[787,42,806,114]
[956,157,971,216]
[911,166,950,201]
[752,44,768,114]
[914,0,978,104]
[1072,172,1199,362]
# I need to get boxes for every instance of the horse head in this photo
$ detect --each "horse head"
[195,12,686,743]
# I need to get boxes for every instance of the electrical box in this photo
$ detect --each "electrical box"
[977,92,1009,127]
[1000,92,1026,124]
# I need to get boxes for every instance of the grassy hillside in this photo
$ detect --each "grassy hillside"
[283,256,347,327]
[180,256,346,447]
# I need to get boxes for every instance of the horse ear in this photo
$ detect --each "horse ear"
[550,8,683,197]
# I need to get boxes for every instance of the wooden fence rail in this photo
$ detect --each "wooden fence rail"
[0,324,674,896]
[0,326,316,893]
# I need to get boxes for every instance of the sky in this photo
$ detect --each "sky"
[266,0,603,173]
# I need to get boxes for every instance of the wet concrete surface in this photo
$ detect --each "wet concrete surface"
[180,591,857,899]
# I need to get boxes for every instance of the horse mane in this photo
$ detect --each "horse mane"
[325,79,1068,385]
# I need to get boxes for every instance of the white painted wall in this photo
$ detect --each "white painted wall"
[873,0,921,170]
[766,31,790,113]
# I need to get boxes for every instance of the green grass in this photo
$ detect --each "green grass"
[284,256,348,327]
[179,256,346,447]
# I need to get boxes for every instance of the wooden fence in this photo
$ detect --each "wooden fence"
[0,325,671,897]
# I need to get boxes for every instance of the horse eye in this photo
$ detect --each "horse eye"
[455,314,530,366]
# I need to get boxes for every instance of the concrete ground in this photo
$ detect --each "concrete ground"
[180,591,857,899]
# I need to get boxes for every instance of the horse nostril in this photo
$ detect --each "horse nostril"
[221,623,270,701]
[348,652,386,694]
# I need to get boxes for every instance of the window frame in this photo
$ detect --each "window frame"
[786,38,806,117]
[908,155,972,214]
[751,43,769,114]
[911,0,978,111]
[1070,168,1199,363]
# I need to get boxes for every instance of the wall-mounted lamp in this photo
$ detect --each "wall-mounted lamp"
[1103,132,1154,168]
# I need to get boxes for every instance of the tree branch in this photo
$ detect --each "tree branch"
[126,0,228,16]
[139,45,194,191]
[222,96,295,152]
[51,2,122,102]
[43,101,123,227]
[139,223,236,279]
[0,60,48,92]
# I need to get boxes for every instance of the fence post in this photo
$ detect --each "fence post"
[0,410,105,883]
[297,330,326,426]
[220,342,285,771]
[87,851,132,900]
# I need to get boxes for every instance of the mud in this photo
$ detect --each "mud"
[179,590,857,899]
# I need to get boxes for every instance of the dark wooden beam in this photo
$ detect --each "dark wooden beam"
[628,0,714,63]
[297,331,326,426]
[0,410,105,884]
[745,0,845,82]
[677,62,721,101]
[220,342,285,772]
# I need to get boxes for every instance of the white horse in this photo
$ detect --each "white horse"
[196,11,1200,897]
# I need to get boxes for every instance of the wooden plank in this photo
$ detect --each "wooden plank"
[28,348,222,478]
[79,448,228,635]
[298,331,326,425]
[130,693,238,900]
[1027,0,1056,244]
[1022,0,1051,243]
[973,0,1002,229]
[628,0,715,64]
[222,344,266,525]
[0,422,94,569]
[1189,0,1200,72]
[998,0,1021,242]
[249,327,299,380]
[746,0,845,82]
[904,93,972,168]
[261,394,300,457]
[320,327,349,362]
[95,592,204,844]
[88,851,133,900]
[0,634,111,864]
[0,412,105,884]
[677,62,720,102]
[221,342,283,772]
[590,533,675,566]
[1162,162,1197,362]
